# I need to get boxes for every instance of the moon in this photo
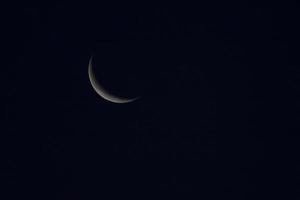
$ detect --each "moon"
[88,56,140,104]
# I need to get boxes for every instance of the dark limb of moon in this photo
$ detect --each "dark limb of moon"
[88,57,140,104]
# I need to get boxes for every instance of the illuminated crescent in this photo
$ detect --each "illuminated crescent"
[88,57,139,104]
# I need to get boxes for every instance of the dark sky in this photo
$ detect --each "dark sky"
[4,1,299,199]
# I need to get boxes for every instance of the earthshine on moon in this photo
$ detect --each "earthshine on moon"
[88,56,140,104]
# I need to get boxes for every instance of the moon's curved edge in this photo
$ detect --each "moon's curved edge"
[88,57,139,104]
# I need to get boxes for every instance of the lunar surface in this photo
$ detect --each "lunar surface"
[88,56,140,104]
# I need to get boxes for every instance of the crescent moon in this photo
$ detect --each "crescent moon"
[88,56,140,104]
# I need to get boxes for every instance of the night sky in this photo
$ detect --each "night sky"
[4,1,299,199]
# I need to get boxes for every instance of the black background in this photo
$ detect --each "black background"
[4,1,299,199]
